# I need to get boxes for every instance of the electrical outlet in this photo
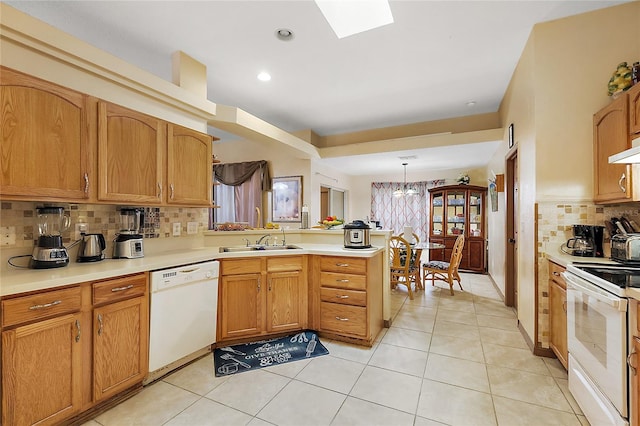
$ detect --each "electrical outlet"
[1,226,16,246]
[75,223,88,240]
[172,222,181,236]
[187,222,198,235]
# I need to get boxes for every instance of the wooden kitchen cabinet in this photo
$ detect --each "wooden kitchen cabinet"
[167,123,214,206]
[428,184,487,272]
[593,93,640,203]
[311,252,383,346]
[0,66,90,201]
[629,83,640,136]
[92,274,148,402]
[1,274,149,425]
[1,287,83,426]
[548,260,568,369]
[98,101,165,204]
[218,256,307,343]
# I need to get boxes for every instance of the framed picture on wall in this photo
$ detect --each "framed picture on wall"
[272,176,302,222]
[508,123,514,148]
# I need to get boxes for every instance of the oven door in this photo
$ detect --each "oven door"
[565,271,628,418]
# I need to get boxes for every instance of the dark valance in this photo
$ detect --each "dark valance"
[213,160,271,191]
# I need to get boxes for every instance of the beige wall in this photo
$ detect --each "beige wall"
[493,1,640,348]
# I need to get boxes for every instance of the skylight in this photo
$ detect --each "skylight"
[314,0,394,39]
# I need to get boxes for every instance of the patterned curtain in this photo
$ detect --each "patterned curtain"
[371,180,444,242]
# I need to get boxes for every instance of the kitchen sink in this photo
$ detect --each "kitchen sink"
[219,245,302,253]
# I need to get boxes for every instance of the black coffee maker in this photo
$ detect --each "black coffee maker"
[562,224,604,257]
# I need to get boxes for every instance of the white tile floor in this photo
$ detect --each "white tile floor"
[85,273,589,426]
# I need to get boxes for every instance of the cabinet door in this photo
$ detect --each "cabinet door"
[446,190,466,237]
[629,83,640,136]
[98,101,164,204]
[631,336,640,426]
[2,313,82,426]
[219,273,262,340]
[466,239,485,272]
[93,296,148,402]
[167,124,213,206]
[431,190,444,237]
[549,279,568,369]
[593,95,631,203]
[267,271,304,333]
[0,67,89,200]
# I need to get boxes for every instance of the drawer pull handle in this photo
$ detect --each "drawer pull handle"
[29,300,62,310]
[75,319,81,343]
[97,314,103,336]
[337,279,350,283]
[562,301,567,313]
[111,284,134,292]
[335,316,349,321]
[628,345,638,376]
[335,263,349,267]
[257,277,261,292]
[170,183,175,199]
[553,271,560,277]
[336,295,350,299]
[157,182,163,199]
[84,173,89,193]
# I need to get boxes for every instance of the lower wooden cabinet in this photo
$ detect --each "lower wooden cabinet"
[1,273,149,425]
[548,260,568,369]
[218,256,307,343]
[311,252,383,346]
[1,313,83,426]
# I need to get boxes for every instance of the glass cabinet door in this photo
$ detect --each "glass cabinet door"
[447,191,465,236]
[431,192,444,236]
[469,191,483,237]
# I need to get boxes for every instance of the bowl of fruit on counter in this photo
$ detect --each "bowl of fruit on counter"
[318,216,344,229]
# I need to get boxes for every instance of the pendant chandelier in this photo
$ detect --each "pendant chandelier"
[393,162,418,197]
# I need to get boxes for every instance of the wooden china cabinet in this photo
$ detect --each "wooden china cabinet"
[428,184,487,273]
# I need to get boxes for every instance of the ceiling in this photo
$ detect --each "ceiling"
[6,0,629,176]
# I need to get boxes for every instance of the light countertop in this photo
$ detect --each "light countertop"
[0,243,384,297]
[545,244,618,268]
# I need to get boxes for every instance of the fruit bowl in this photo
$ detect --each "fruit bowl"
[319,216,344,229]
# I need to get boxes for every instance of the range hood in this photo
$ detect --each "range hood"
[609,137,640,164]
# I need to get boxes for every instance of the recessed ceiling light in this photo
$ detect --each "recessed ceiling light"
[257,71,271,82]
[466,100,477,107]
[275,28,294,41]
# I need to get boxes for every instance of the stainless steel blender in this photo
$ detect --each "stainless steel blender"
[30,206,71,269]
[113,208,144,259]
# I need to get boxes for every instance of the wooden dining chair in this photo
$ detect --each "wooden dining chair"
[422,235,465,295]
[389,236,416,299]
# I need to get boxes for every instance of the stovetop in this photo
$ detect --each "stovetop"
[566,262,640,297]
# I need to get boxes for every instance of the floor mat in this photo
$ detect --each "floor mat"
[213,330,329,377]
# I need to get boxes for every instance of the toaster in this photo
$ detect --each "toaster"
[611,234,640,263]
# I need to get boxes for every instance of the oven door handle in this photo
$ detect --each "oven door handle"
[563,272,627,312]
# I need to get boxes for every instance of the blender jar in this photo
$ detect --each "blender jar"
[36,206,70,237]
[118,208,142,235]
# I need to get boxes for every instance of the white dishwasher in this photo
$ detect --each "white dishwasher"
[146,260,219,383]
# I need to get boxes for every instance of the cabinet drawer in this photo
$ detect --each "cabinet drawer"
[320,256,366,275]
[320,302,366,337]
[267,255,303,272]
[320,272,366,291]
[2,286,82,328]
[221,258,262,275]
[320,287,366,307]
[549,261,566,288]
[93,273,146,305]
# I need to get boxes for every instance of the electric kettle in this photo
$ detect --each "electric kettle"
[77,233,106,262]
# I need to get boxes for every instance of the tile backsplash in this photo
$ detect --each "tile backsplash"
[0,201,209,249]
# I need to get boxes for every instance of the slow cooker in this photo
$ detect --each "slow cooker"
[343,220,371,249]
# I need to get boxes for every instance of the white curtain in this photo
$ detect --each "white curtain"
[371,180,444,242]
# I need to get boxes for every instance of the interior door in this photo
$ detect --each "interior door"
[506,151,518,308]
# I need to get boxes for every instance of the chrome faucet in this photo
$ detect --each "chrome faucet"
[281,228,286,246]
[256,234,271,246]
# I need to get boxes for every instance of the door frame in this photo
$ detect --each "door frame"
[505,150,517,308]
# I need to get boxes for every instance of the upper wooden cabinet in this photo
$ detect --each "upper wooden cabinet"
[428,184,487,273]
[98,101,165,204]
[167,124,213,206]
[629,83,640,136]
[0,67,90,201]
